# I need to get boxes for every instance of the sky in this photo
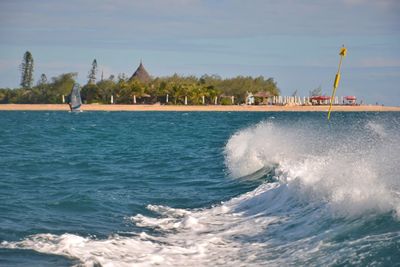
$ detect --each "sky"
[0,0,399,105]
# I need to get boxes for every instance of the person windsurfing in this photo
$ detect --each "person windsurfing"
[68,83,82,112]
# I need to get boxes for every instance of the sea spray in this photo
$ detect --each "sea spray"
[1,112,400,266]
[225,120,400,218]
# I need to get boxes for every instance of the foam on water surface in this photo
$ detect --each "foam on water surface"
[1,112,400,266]
[225,120,400,217]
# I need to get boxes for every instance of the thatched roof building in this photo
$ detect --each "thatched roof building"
[129,61,151,83]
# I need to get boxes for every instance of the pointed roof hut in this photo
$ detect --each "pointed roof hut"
[129,61,151,83]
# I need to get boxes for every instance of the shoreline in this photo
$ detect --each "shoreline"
[0,104,399,112]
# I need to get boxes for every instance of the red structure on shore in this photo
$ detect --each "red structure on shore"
[344,96,357,105]
[310,96,331,105]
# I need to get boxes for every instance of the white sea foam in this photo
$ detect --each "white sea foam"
[366,120,387,138]
[225,120,400,218]
[1,196,283,266]
[2,119,399,266]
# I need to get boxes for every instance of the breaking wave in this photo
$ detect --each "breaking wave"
[225,120,400,217]
[2,118,400,266]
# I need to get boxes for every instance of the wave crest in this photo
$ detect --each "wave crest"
[2,117,400,266]
[225,120,400,218]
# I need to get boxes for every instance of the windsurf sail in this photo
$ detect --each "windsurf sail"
[68,83,82,112]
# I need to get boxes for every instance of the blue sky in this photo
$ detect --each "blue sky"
[0,0,399,105]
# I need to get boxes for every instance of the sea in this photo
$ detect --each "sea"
[0,111,399,267]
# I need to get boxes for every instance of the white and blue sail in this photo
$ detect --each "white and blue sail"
[68,83,82,112]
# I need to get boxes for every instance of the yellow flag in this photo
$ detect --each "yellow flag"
[339,47,347,57]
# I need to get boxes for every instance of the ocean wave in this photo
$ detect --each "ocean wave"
[3,177,399,266]
[2,118,400,266]
[225,120,400,218]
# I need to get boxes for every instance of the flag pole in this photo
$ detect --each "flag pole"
[328,45,347,120]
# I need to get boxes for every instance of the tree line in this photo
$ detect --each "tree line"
[0,51,280,105]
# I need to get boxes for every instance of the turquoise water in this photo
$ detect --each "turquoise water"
[0,111,399,266]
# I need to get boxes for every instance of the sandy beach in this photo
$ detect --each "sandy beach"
[0,104,399,112]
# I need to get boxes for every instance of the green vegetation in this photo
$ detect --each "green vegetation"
[0,73,280,105]
[80,73,280,105]
[0,73,77,104]
[87,59,98,85]
[20,51,34,89]
[0,52,280,105]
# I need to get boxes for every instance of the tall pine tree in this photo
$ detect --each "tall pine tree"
[20,51,34,89]
[38,73,47,85]
[88,59,97,84]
